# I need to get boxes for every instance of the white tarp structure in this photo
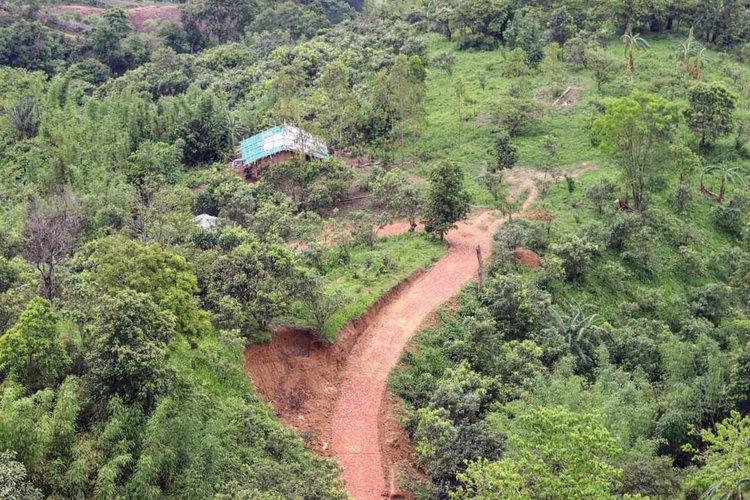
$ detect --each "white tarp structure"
[239,124,329,165]
[193,213,219,231]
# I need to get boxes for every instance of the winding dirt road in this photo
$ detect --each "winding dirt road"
[244,168,558,498]
[332,186,539,499]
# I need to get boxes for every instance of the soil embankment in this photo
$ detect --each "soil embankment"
[244,267,431,455]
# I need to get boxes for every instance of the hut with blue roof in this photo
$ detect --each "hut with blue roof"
[232,124,329,180]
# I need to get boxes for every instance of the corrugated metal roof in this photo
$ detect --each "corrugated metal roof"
[239,125,329,164]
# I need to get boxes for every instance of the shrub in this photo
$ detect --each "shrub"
[688,283,736,326]
[623,227,661,272]
[676,245,706,278]
[608,211,643,251]
[673,184,693,214]
[584,178,615,213]
[549,234,600,281]
[716,191,750,237]
[593,261,631,294]
[493,219,546,251]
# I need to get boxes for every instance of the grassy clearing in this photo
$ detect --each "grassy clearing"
[291,232,447,339]
[418,34,608,204]
[418,31,749,204]
[417,31,748,321]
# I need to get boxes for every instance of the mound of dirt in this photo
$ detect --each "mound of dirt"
[514,246,541,268]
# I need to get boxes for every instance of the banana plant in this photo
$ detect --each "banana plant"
[623,30,649,76]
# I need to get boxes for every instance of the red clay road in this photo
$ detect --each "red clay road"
[331,194,536,498]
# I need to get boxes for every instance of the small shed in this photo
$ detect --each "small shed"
[232,124,329,180]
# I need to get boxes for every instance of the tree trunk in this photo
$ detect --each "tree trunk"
[476,245,484,294]
[40,263,54,300]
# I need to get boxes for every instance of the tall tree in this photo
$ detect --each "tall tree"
[686,412,750,500]
[593,91,680,210]
[318,61,356,147]
[372,169,423,231]
[423,162,471,240]
[126,141,184,205]
[73,235,209,340]
[181,0,253,45]
[87,290,175,411]
[375,54,426,165]
[0,297,70,392]
[453,0,511,49]
[685,82,736,147]
[23,194,82,300]
[211,236,301,337]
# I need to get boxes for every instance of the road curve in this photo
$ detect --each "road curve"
[330,210,506,499]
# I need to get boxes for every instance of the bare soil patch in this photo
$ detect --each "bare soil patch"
[518,209,556,221]
[128,6,181,32]
[45,4,181,33]
[553,85,583,107]
[514,246,541,268]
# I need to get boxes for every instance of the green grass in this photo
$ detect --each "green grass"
[290,232,447,340]
[417,34,608,205]
[415,31,748,322]
[417,31,749,204]
[528,172,736,320]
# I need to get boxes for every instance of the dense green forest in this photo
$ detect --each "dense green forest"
[0,0,749,498]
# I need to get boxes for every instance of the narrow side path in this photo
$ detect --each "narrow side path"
[330,185,536,498]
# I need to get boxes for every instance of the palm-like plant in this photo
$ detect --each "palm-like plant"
[677,28,710,79]
[623,30,649,75]
[10,96,40,140]
[548,301,608,372]
[704,164,746,202]
[703,477,750,499]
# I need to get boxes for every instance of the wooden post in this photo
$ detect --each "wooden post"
[476,245,484,293]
